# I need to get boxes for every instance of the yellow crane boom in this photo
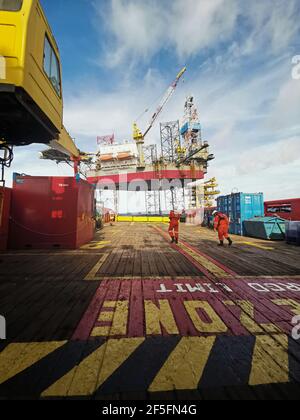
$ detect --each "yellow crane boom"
[133,67,187,167]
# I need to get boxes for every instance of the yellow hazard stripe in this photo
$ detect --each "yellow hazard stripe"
[41,338,144,397]
[0,334,293,397]
[149,336,216,392]
[249,335,289,386]
[0,342,66,385]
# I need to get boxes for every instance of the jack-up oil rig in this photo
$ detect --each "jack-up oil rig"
[86,69,215,215]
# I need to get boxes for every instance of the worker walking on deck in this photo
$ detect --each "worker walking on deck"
[212,211,233,247]
[169,209,181,244]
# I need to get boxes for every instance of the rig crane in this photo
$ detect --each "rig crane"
[133,67,186,167]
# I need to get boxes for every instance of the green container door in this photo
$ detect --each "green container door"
[243,217,286,240]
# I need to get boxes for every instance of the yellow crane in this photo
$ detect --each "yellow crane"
[133,67,186,167]
[0,0,83,182]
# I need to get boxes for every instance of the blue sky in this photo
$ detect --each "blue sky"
[6,0,300,206]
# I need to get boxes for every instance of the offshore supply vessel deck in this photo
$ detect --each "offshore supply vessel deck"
[1,0,300,402]
[1,223,300,400]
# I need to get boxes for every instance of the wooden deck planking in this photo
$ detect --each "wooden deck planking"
[0,222,300,399]
[180,227,300,277]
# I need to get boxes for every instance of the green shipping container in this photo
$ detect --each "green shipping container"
[243,217,286,241]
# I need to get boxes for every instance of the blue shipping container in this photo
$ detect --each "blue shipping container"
[217,192,264,235]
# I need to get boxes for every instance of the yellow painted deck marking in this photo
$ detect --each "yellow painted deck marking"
[249,335,289,386]
[149,336,216,392]
[0,342,66,385]
[81,241,111,250]
[108,301,129,336]
[178,243,231,278]
[145,300,179,335]
[273,299,300,315]
[42,338,144,397]
[234,275,300,280]
[184,301,228,333]
[91,301,129,337]
[262,323,282,333]
[239,242,274,251]
[225,300,280,334]
[84,253,109,280]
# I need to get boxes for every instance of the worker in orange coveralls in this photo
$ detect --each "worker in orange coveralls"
[212,211,233,247]
[169,209,181,244]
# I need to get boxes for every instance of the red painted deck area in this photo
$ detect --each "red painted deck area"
[0,222,300,400]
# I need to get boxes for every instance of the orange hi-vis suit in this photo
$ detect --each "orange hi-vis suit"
[214,212,230,241]
[169,210,180,242]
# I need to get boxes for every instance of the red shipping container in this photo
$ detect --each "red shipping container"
[0,188,12,251]
[264,199,300,221]
[9,176,95,250]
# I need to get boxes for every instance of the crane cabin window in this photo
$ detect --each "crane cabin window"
[0,0,23,11]
[43,36,61,97]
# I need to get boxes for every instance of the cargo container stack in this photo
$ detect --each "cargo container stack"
[217,192,264,235]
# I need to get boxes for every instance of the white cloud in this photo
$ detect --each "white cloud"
[4,145,74,188]
[241,0,300,56]
[168,0,238,58]
[94,0,166,68]
[236,136,300,175]
[94,0,300,68]
[63,71,168,148]
[207,138,300,201]
[95,0,239,67]
[267,78,300,131]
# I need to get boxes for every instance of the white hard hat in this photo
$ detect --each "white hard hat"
[212,210,218,216]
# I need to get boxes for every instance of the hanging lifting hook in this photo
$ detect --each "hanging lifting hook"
[0,140,14,185]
